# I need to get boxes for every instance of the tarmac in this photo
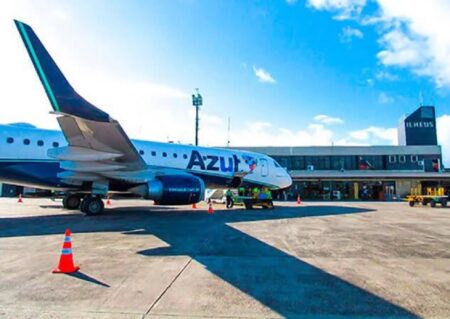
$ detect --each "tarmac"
[0,198,449,318]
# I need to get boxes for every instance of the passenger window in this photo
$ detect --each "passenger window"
[173,153,177,158]
[52,142,59,148]
[139,150,145,155]
[163,152,167,157]
[151,151,156,156]
[37,140,44,146]
[6,137,14,144]
[23,138,30,145]
[183,154,188,159]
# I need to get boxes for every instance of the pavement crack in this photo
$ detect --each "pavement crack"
[142,257,193,318]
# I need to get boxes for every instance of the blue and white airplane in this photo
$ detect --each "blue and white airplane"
[0,21,291,215]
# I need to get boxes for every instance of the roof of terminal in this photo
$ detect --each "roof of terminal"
[288,170,450,180]
[234,145,442,156]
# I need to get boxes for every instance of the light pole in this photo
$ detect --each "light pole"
[192,88,203,146]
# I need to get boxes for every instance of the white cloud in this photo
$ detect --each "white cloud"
[375,70,398,81]
[306,0,450,88]
[52,9,68,20]
[314,114,344,125]
[346,126,397,145]
[377,29,425,67]
[230,122,334,146]
[378,92,394,104]
[253,66,276,83]
[339,26,363,43]
[374,0,450,87]
[307,0,367,19]
[437,115,450,167]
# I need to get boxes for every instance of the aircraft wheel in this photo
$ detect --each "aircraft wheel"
[63,194,81,210]
[430,201,436,208]
[81,196,104,216]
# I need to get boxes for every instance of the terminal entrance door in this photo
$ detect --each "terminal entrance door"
[260,159,269,177]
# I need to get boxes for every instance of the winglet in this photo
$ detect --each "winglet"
[14,20,110,122]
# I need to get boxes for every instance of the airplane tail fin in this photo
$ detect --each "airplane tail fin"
[14,20,110,122]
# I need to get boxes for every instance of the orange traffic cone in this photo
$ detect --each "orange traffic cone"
[17,194,23,203]
[192,203,197,209]
[52,229,80,274]
[208,202,214,214]
[106,194,111,206]
[297,195,301,205]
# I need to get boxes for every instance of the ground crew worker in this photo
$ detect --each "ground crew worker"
[266,188,272,200]
[252,187,260,199]
[225,189,234,208]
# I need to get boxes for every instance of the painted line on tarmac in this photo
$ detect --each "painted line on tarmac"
[142,257,193,318]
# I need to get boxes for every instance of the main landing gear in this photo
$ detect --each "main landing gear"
[80,196,104,216]
[62,194,105,216]
[62,194,81,210]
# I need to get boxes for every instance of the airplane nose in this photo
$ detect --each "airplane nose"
[285,174,293,188]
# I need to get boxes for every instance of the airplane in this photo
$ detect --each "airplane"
[0,20,292,216]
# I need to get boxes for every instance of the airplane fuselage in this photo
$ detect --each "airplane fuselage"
[0,124,292,192]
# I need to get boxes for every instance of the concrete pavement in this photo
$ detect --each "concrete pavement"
[0,198,448,318]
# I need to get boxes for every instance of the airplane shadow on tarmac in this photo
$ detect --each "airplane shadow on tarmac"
[0,205,419,318]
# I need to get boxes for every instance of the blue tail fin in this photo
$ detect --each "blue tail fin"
[14,20,110,122]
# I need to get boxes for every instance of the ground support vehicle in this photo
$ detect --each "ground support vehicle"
[406,194,448,208]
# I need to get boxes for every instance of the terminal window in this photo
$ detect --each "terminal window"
[389,155,396,163]
[421,107,434,118]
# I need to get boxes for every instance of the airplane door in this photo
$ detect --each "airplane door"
[260,158,269,177]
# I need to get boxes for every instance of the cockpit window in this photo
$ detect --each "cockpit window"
[273,160,281,168]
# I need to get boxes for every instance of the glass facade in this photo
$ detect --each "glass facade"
[272,154,440,172]
[275,180,397,201]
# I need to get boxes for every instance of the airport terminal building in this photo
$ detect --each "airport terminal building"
[1,106,449,200]
[238,106,450,200]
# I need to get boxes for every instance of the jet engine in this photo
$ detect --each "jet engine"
[131,174,205,205]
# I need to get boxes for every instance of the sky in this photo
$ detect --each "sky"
[0,0,449,165]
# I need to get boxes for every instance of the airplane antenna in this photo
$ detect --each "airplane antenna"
[192,88,203,146]
[227,117,231,147]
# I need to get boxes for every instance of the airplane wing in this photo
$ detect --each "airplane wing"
[15,20,147,177]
